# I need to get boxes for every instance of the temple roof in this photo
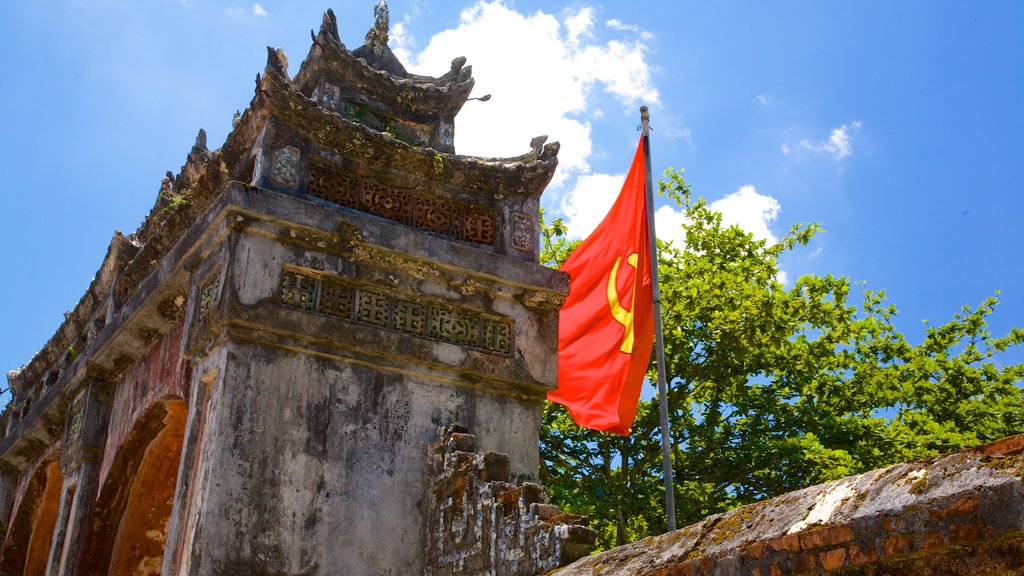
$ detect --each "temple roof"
[292,7,475,122]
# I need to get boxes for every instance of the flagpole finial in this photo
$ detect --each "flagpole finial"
[639,106,651,135]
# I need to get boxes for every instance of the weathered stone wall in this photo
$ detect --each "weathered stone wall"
[153,149,567,571]
[424,427,595,576]
[553,435,1024,576]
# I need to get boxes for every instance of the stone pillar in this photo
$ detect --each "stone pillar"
[0,465,15,530]
[46,383,109,576]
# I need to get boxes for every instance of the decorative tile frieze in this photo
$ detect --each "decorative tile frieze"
[362,182,412,224]
[308,161,360,207]
[281,270,316,311]
[319,279,354,318]
[414,196,459,237]
[357,290,391,327]
[279,267,513,355]
[429,307,481,348]
[463,211,495,245]
[392,299,426,335]
[307,158,497,247]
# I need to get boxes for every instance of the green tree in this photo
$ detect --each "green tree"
[539,169,1024,550]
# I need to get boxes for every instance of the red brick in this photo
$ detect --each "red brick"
[949,521,989,543]
[929,495,979,521]
[974,434,1024,457]
[819,548,847,570]
[793,552,819,573]
[919,531,946,551]
[849,544,878,564]
[799,525,855,550]
[743,541,766,559]
[882,533,912,557]
[766,533,802,553]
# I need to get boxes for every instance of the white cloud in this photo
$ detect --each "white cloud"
[652,184,781,247]
[796,121,862,160]
[710,185,781,244]
[225,4,268,18]
[606,18,637,32]
[402,1,658,188]
[606,18,654,40]
[565,7,595,45]
[561,172,628,239]
[752,93,768,105]
[654,204,688,248]
[390,6,423,62]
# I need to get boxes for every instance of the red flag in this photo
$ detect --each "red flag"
[549,137,655,435]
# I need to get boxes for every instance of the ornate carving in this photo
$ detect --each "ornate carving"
[308,160,361,209]
[319,279,354,319]
[362,182,412,225]
[198,275,221,320]
[511,212,533,252]
[270,145,301,188]
[415,196,458,237]
[464,211,495,245]
[429,307,480,347]
[392,299,426,335]
[306,158,499,247]
[483,320,512,355]
[357,290,391,327]
[281,270,316,311]
[278,267,513,355]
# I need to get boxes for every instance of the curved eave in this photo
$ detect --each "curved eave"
[262,67,559,199]
[293,32,474,120]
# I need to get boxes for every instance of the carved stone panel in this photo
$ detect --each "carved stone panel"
[464,211,495,246]
[279,267,513,355]
[197,273,222,321]
[281,270,316,312]
[306,158,498,248]
[511,212,533,252]
[315,83,341,111]
[270,146,301,188]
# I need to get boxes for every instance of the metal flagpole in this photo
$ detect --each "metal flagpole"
[640,105,677,532]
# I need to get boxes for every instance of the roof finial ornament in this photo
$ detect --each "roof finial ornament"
[364,1,390,55]
[321,8,341,44]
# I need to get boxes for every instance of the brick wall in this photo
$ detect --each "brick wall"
[554,435,1024,576]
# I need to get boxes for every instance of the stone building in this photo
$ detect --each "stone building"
[0,5,593,575]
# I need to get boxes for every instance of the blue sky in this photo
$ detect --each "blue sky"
[1,1,1022,403]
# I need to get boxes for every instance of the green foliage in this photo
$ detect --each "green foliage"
[539,208,577,268]
[539,168,1024,550]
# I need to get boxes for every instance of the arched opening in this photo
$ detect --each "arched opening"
[0,458,64,576]
[79,398,187,576]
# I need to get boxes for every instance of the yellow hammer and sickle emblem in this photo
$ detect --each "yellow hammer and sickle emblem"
[607,253,639,354]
